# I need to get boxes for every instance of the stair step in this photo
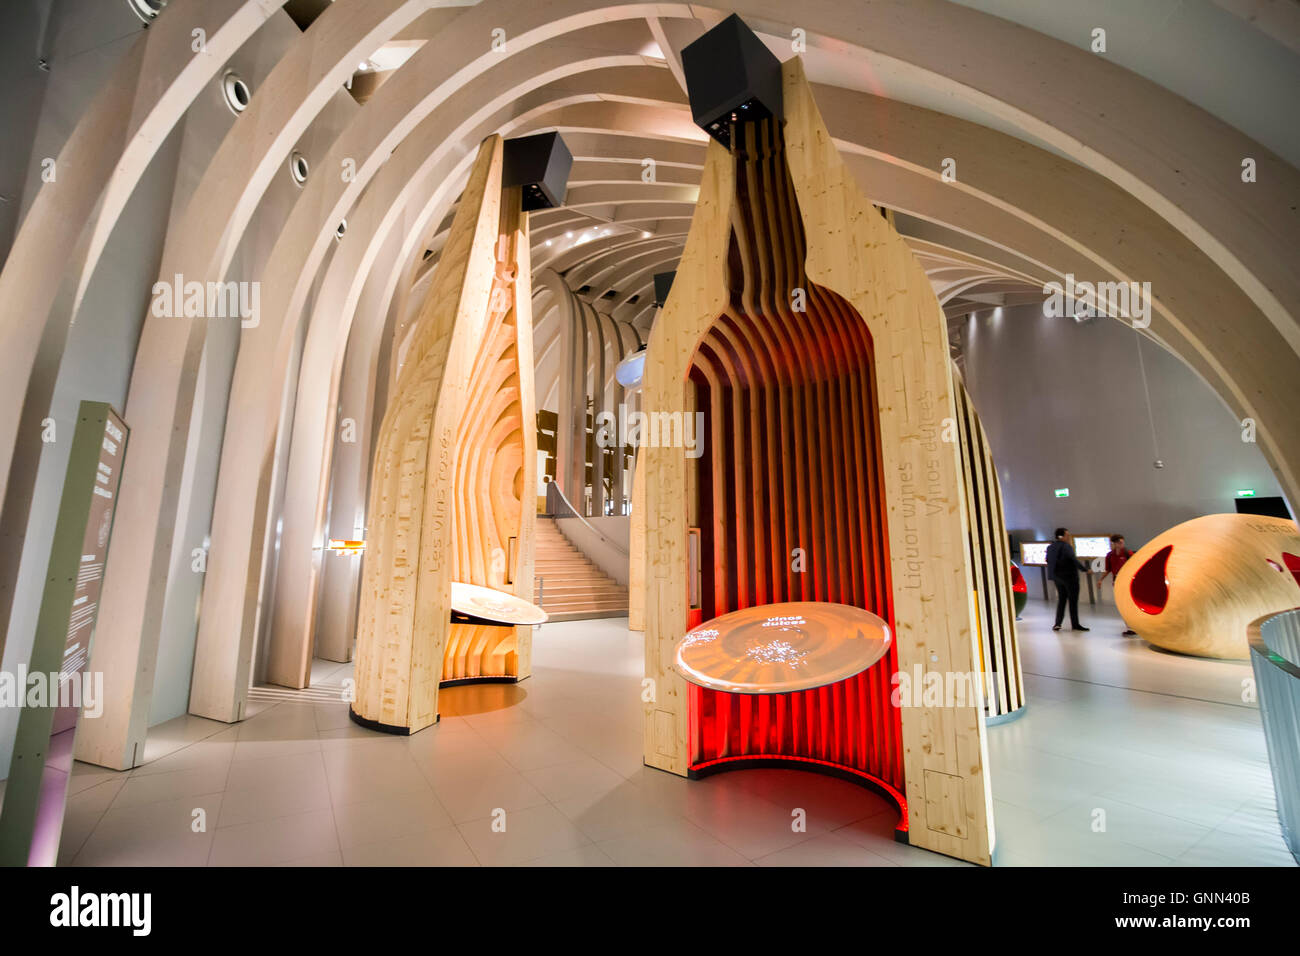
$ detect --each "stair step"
[538,591,627,602]
[542,603,629,613]
[537,591,626,602]
[540,588,623,594]
[529,519,627,620]
[535,580,624,591]
[543,609,628,622]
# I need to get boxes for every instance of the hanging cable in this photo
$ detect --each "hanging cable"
[1133,329,1163,468]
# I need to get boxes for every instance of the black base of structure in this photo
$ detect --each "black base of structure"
[684,756,909,843]
[438,675,521,689]
[347,706,438,735]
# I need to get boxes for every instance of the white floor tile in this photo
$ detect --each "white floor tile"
[49,607,1293,867]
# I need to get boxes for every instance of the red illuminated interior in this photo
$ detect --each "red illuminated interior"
[1130,544,1173,614]
[683,121,905,834]
[1010,563,1027,594]
[1283,552,1300,590]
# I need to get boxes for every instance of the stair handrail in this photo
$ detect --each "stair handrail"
[544,481,629,558]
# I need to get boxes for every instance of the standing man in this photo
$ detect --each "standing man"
[1046,527,1089,632]
[1096,533,1138,635]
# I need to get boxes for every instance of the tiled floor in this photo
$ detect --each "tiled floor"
[40,598,1297,866]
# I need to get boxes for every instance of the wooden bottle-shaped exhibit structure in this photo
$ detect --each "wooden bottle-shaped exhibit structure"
[641,42,998,864]
[351,135,539,734]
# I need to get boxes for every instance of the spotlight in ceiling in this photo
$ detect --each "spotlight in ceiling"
[289,150,310,186]
[127,0,167,24]
[335,219,347,240]
[222,72,251,115]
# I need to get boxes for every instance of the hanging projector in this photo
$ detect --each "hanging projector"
[503,131,573,211]
[680,14,784,147]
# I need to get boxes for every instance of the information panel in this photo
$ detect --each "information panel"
[0,402,127,866]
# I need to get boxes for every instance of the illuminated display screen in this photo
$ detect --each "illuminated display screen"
[1073,535,1110,559]
[1020,542,1050,566]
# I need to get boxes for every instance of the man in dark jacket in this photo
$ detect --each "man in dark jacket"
[1046,527,1090,632]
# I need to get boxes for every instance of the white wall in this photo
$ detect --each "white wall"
[960,303,1287,553]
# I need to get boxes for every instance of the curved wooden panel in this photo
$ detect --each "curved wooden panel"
[1115,513,1300,659]
[442,623,518,683]
[352,136,537,731]
[628,452,646,631]
[952,371,1025,719]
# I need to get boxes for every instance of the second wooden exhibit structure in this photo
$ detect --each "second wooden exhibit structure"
[350,135,541,734]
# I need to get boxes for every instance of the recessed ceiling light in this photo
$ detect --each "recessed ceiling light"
[289,151,309,186]
[221,72,251,115]
[127,0,167,24]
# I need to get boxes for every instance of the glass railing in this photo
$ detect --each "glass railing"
[1249,606,1300,864]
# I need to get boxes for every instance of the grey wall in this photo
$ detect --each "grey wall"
[961,303,1287,554]
[0,0,54,261]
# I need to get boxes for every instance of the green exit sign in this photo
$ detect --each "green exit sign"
[1237,489,1256,497]
[1054,488,1070,498]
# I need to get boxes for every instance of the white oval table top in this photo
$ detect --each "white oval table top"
[674,601,891,694]
[450,581,548,626]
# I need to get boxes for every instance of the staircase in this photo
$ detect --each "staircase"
[533,517,628,621]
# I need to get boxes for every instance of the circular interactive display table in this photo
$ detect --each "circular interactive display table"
[674,601,891,694]
[449,581,548,626]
